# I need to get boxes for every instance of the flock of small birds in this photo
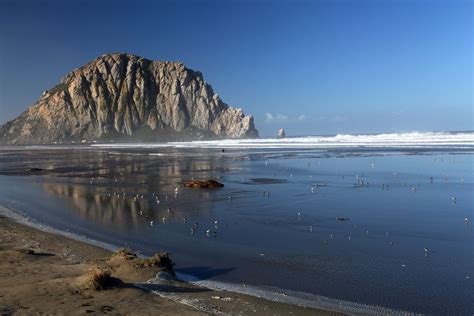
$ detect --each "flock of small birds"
[87,158,469,279]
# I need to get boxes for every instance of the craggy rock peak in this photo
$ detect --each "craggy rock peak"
[0,53,258,144]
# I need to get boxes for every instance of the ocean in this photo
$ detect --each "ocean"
[0,131,473,314]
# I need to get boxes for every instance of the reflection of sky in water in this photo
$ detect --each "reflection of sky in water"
[0,148,472,314]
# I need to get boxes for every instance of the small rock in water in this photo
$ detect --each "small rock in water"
[278,128,286,138]
[182,179,224,188]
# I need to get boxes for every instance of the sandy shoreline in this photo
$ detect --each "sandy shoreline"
[0,212,340,315]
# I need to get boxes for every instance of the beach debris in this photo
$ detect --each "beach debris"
[84,266,112,291]
[133,253,175,274]
[336,217,350,221]
[309,225,313,232]
[112,248,138,260]
[451,196,457,204]
[212,296,232,302]
[401,264,406,267]
[182,179,224,189]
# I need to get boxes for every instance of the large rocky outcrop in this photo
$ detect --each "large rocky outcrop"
[0,53,258,144]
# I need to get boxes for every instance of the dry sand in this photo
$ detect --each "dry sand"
[0,215,341,315]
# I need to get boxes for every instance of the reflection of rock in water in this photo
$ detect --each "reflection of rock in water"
[9,148,233,229]
[41,180,214,231]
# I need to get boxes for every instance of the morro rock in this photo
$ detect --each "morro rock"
[0,53,259,144]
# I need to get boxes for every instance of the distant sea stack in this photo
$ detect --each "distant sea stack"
[0,53,259,144]
[278,128,286,138]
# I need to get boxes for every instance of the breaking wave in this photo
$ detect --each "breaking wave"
[92,131,474,150]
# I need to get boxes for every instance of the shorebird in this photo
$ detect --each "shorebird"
[150,221,154,226]
[452,196,457,204]
[309,225,313,232]
[464,217,469,223]
[389,241,394,246]
[424,247,429,254]
[206,229,211,236]
[190,228,196,235]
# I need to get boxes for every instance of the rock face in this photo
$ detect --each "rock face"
[278,128,286,138]
[0,53,258,144]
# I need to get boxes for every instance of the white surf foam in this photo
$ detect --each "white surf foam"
[91,131,474,150]
[172,272,415,315]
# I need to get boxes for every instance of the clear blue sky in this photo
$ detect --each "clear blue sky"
[0,0,472,136]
